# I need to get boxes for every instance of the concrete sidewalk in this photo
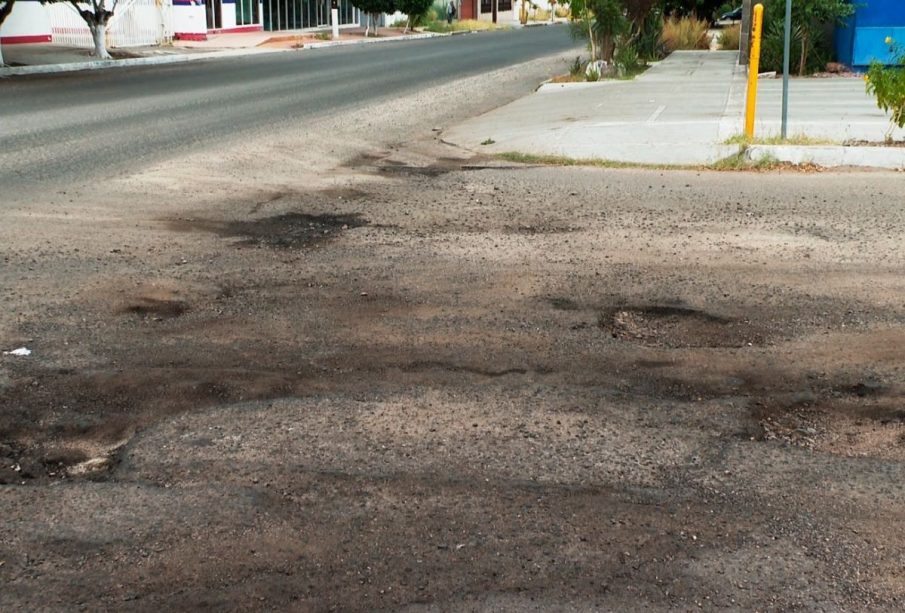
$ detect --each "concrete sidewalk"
[444,50,905,167]
[445,50,742,165]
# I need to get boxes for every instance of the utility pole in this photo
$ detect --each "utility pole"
[331,0,339,39]
[781,0,792,138]
[739,0,752,65]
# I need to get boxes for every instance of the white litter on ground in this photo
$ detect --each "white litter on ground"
[3,347,31,356]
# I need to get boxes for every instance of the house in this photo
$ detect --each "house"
[458,0,514,22]
[0,0,363,48]
[836,0,905,68]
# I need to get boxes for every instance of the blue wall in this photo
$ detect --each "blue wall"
[836,0,905,67]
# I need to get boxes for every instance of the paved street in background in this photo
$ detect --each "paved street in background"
[0,25,577,193]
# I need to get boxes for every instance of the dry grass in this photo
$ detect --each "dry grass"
[718,25,741,50]
[425,19,509,32]
[661,15,711,53]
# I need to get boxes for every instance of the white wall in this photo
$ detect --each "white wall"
[173,4,207,36]
[0,2,52,42]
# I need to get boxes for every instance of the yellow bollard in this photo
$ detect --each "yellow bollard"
[744,3,764,139]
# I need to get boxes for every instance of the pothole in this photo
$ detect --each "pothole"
[549,297,580,311]
[223,212,367,248]
[124,297,189,319]
[170,212,368,249]
[599,305,767,348]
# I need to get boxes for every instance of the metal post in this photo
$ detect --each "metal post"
[331,0,339,39]
[781,0,792,139]
[739,0,753,65]
[744,3,764,139]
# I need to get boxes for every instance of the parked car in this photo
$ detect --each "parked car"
[715,6,742,27]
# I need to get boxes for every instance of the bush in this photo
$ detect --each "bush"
[554,5,570,18]
[531,7,551,20]
[757,19,828,74]
[424,18,507,32]
[614,39,641,76]
[635,9,665,60]
[866,38,905,140]
[717,24,739,50]
[569,55,583,76]
[660,14,710,53]
[760,0,853,75]
[398,0,433,29]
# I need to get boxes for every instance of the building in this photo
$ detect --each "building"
[0,0,363,48]
[458,0,513,22]
[836,0,905,68]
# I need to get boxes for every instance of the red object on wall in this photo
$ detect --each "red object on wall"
[459,0,476,19]
[0,34,53,44]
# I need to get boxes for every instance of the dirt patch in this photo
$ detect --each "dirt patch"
[169,212,367,249]
[599,305,768,348]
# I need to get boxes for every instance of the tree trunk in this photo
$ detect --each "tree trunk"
[76,7,113,59]
[0,0,16,67]
[798,31,808,76]
[90,22,111,59]
[586,16,597,61]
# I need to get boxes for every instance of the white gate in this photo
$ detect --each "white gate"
[48,0,174,49]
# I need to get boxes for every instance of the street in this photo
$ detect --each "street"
[3,27,905,611]
[0,26,577,191]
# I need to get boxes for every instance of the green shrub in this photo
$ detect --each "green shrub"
[569,55,584,76]
[613,39,641,76]
[757,19,828,75]
[717,24,740,50]
[586,66,600,81]
[866,38,905,140]
[760,0,854,75]
[635,9,665,60]
[660,14,710,53]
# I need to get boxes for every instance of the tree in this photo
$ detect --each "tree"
[0,0,17,67]
[565,0,631,63]
[396,0,431,33]
[591,0,627,63]
[42,0,118,59]
[352,0,396,36]
[662,0,723,18]
[766,0,853,76]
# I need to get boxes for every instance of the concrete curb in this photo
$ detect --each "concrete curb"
[0,47,286,77]
[301,31,448,49]
[747,144,905,169]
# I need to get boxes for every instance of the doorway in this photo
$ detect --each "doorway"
[205,0,223,30]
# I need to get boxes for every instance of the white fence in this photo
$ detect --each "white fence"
[48,0,174,48]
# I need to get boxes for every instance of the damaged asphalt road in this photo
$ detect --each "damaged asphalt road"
[2,50,905,611]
